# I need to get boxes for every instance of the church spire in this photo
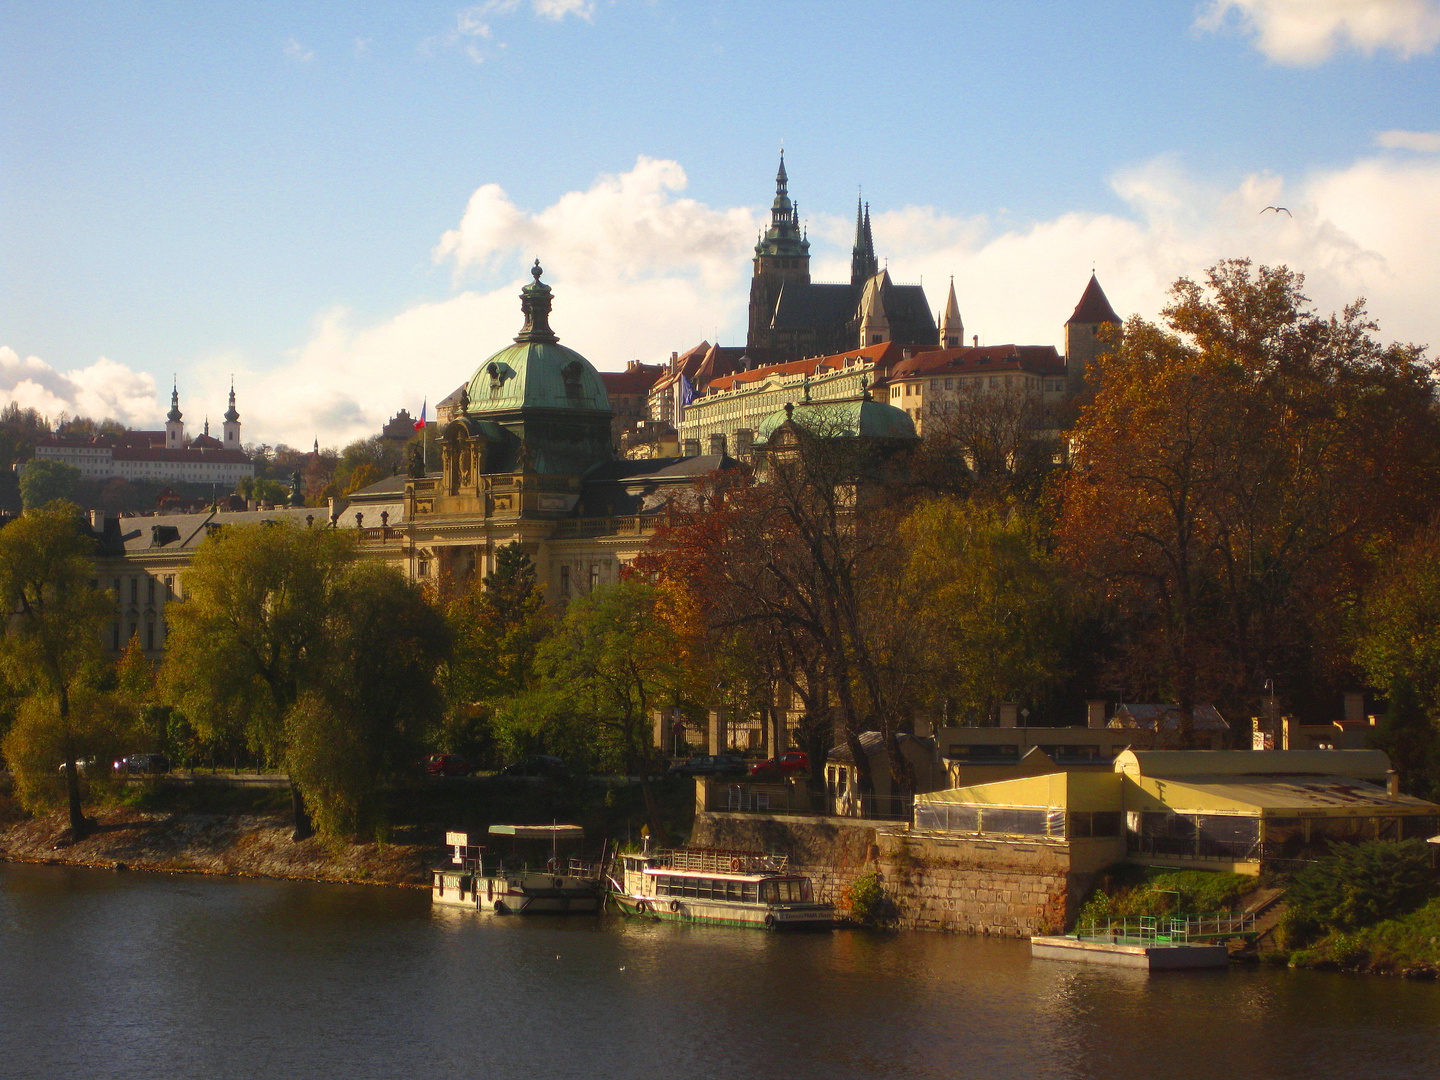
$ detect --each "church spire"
[940,277,964,347]
[224,380,239,423]
[167,380,182,423]
[165,380,185,449]
[851,194,878,285]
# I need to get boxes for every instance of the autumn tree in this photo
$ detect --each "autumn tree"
[0,502,117,837]
[1058,260,1440,732]
[640,414,918,798]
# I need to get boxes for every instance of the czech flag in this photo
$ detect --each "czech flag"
[414,400,427,431]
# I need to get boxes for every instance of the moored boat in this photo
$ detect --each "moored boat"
[610,847,834,930]
[431,826,605,914]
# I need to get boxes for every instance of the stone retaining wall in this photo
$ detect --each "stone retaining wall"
[692,811,1112,936]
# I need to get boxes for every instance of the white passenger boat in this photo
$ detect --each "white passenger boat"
[431,826,605,914]
[610,847,834,930]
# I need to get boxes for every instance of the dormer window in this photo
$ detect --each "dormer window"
[562,360,584,398]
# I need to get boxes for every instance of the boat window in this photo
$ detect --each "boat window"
[726,880,742,901]
[742,882,758,903]
[760,882,777,904]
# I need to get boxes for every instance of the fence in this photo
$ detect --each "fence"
[1074,911,1256,945]
[714,782,912,822]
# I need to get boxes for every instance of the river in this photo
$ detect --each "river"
[2,863,1438,1080]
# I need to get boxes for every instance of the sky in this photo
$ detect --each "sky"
[3,0,1440,448]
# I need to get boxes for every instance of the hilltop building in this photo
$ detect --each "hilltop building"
[31,383,253,487]
[746,155,937,363]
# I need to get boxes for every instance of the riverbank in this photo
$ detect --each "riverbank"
[0,790,433,887]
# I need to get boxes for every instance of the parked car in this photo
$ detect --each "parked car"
[748,750,809,779]
[113,753,170,775]
[56,758,97,775]
[498,755,567,779]
[668,754,746,777]
[421,753,472,777]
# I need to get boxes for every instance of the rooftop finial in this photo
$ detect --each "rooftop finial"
[515,259,558,344]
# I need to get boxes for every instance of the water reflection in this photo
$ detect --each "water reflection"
[3,864,1439,1080]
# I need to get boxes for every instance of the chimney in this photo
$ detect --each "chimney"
[735,429,754,459]
[708,433,727,456]
[1086,700,1107,729]
[1388,769,1401,797]
[998,702,1019,727]
[682,438,701,458]
[1343,691,1365,726]
[89,509,103,531]
[972,335,978,347]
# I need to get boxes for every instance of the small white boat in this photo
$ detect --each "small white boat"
[431,826,605,914]
[610,847,834,930]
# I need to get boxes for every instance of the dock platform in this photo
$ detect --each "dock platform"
[1030,935,1229,970]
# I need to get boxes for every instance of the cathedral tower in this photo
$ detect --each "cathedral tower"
[746,152,812,354]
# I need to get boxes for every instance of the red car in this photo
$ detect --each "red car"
[748,750,809,779]
[424,754,472,777]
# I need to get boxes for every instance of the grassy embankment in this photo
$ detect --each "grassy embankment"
[0,770,697,886]
[1077,864,1263,923]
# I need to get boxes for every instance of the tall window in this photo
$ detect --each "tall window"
[560,566,570,597]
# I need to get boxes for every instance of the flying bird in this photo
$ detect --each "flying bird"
[1260,206,1292,217]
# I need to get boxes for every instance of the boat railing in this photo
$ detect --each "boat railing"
[661,848,790,874]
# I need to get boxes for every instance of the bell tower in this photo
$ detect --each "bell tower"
[165,382,185,449]
[222,381,242,449]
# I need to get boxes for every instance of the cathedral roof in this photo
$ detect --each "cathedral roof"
[1068,274,1122,325]
[464,262,610,417]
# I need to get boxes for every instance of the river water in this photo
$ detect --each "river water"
[3,864,1439,1080]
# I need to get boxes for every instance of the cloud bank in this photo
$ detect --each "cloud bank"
[9,143,1440,448]
[1197,0,1440,64]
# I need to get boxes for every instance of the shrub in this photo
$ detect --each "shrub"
[1286,840,1436,944]
[846,871,891,927]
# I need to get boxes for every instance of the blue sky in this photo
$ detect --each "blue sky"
[4,0,1440,445]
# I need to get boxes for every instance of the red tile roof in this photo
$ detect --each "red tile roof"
[704,340,908,393]
[1068,274,1122,325]
[885,344,1065,381]
[600,364,665,397]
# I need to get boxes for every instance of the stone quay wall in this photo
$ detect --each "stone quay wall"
[692,811,1109,936]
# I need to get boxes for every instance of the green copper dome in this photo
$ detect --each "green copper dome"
[757,397,918,443]
[464,261,610,416]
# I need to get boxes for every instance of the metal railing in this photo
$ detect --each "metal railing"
[1074,911,1256,945]
[714,782,913,822]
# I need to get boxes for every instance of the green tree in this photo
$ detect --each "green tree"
[1355,521,1440,796]
[234,475,290,504]
[161,522,448,840]
[286,562,450,838]
[19,460,81,510]
[899,498,1073,725]
[161,523,358,839]
[508,579,695,837]
[440,542,549,762]
[0,502,117,836]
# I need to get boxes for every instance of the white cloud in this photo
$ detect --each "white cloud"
[353,37,372,59]
[1376,128,1440,151]
[166,147,1440,448]
[0,348,159,427]
[430,1,593,62]
[282,37,315,62]
[1196,0,1440,64]
[533,0,595,20]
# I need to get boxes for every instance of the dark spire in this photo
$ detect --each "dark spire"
[851,194,878,285]
[515,259,559,344]
[224,380,239,423]
[167,381,182,423]
[755,153,810,261]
